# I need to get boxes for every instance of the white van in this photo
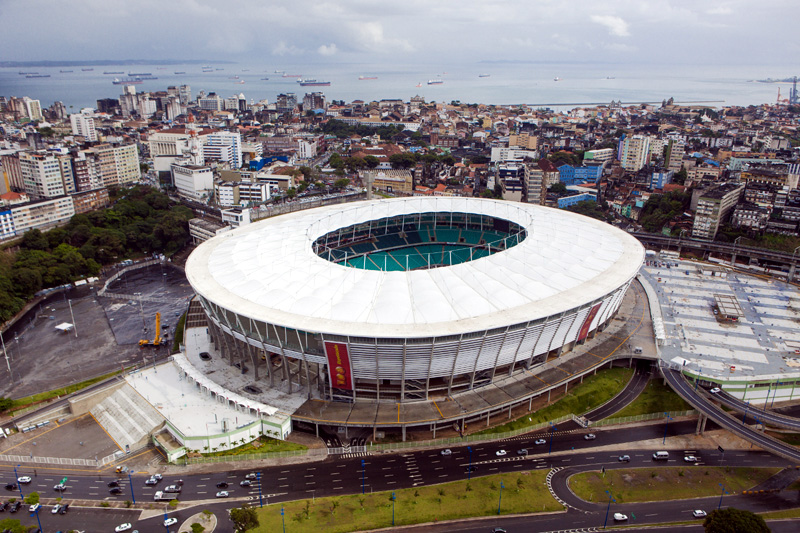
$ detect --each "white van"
[653,451,669,460]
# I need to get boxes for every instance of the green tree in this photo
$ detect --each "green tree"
[191,523,206,533]
[363,155,380,169]
[0,397,14,413]
[21,229,49,251]
[548,182,568,194]
[703,508,769,533]
[230,506,259,532]
[0,518,27,533]
[333,178,350,189]
[24,492,39,505]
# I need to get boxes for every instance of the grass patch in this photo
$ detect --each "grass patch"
[191,436,306,457]
[8,368,127,415]
[475,367,633,435]
[252,471,559,533]
[613,378,691,418]
[766,431,800,446]
[569,467,780,503]
[759,506,800,520]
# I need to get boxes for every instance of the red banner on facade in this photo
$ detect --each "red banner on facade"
[324,341,353,391]
[578,303,603,342]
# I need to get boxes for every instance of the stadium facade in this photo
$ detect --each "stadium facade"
[186,197,644,404]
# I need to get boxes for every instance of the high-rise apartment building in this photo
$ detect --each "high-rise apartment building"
[692,183,744,240]
[18,151,75,199]
[525,166,545,206]
[69,108,98,142]
[203,131,242,169]
[86,144,140,187]
[617,135,651,171]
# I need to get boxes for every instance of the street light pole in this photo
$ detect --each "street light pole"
[603,490,616,529]
[391,492,396,526]
[497,481,504,515]
[361,459,366,495]
[68,299,78,337]
[467,446,473,481]
[548,423,556,455]
[718,483,729,510]
[662,412,674,444]
[771,381,780,407]
[34,506,43,532]
[281,506,286,533]
[257,472,263,508]
[128,470,136,504]
[13,465,24,500]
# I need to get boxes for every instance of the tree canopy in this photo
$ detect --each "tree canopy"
[229,506,259,532]
[703,508,769,533]
[638,191,691,233]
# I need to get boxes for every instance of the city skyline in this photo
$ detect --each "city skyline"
[1,0,799,68]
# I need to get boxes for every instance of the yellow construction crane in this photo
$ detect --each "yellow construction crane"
[139,312,162,347]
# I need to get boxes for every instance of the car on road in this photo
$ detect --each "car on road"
[684,455,698,463]
[145,477,158,485]
[710,387,721,394]
[692,509,707,518]
[164,485,182,493]
[491,528,507,533]
[465,466,478,473]
[173,479,184,486]
[613,512,628,521]
[109,487,123,495]
[28,503,40,513]
[53,482,67,491]
[495,449,507,456]
[0,501,8,512]
[534,439,546,445]
[584,433,596,440]
[216,490,229,498]
[153,474,162,480]
[216,482,229,488]
[199,352,211,361]
[59,503,69,514]
[516,449,528,456]
[4,483,17,491]
[618,455,631,462]
[8,501,21,513]
[107,480,119,488]
[440,449,452,456]
[245,472,258,480]
[240,480,252,487]
[16,477,31,484]
[115,524,132,532]
[164,517,177,527]
[51,504,61,514]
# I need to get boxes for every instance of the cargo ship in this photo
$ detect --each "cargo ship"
[60,70,73,73]
[81,68,94,71]
[174,71,186,74]
[427,79,444,85]
[26,74,51,78]
[478,74,490,78]
[113,77,143,85]
[359,75,378,80]
[128,72,151,77]
[104,71,124,75]
[282,73,302,78]
[297,79,330,86]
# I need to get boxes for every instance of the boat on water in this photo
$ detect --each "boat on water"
[128,72,151,77]
[260,77,270,81]
[103,71,124,75]
[112,77,143,85]
[26,74,51,78]
[238,80,245,84]
[274,70,285,73]
[416,83,422,87]
[358,75,378,80]
[229,76,240,79]
[478,74,490,78]
[297,79,330,86]
[605,76,615,80]
[60,70,73,73]
[553,77,561,81]
[242,69,249,72]
[282,73,302,78]
[202,68,213,72]
[427,79,444,85]
[174,71,186,75]
[215,68,224,71]
[81,68,94,71]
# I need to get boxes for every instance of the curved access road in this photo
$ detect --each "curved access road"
[707,388,800,432]
[662,365,800,463]
[584,360,651,422]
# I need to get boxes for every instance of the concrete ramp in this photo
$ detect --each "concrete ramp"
[90,383,165,451]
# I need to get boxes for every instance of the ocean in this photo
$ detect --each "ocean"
[0,61,795,112]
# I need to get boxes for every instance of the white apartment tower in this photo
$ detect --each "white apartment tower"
[203,131,242,169]
[69,108,98,142]
[617,135,651,172]
[18,151,74,199]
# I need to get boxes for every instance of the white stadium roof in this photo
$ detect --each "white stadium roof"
[186,197,645,338]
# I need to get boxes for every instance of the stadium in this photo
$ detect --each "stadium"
[185,196,645,408]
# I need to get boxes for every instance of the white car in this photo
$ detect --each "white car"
[684,455,698,463]
[692,509,707,518]
[440,449,452,456]
[710,387,721,394]
[115,524,132,532]
[495,449,507,456]
[584,434,596,440]
[216,490,229,498]
[29,503,40,512]
[534,439,546,445]
[613,512,628,521]
[51,504,61,514]
[16,476,31,484]
[164,517,177,526]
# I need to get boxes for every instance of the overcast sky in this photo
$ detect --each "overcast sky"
[2,0,799,66]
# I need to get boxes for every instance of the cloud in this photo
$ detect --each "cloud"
[318,43,337,56]
[351,21,414,53]
[590,15,630,37]
[271,41,303,56]
[706,6,733,15]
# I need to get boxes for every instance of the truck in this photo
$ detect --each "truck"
[154,491,176,501]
